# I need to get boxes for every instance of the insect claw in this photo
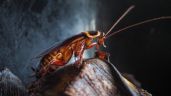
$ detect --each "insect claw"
[103,43,107,48]
[95,51,110,62]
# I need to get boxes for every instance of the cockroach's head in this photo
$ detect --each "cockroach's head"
[97,31,107,48]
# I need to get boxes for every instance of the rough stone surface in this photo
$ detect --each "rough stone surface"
[29,58,152,96]
[0,68,28,96]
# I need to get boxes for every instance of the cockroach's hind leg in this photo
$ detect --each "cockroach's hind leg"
[74,58,84,69]
[95,51,111,62]
[73,51,84,68]
[74,59,83,68]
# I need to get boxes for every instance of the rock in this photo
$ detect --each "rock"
[0,68,28,96]
[29,58,152,96]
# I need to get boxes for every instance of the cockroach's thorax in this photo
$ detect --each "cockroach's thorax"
[83,31,101,38]
[97,32,107,47]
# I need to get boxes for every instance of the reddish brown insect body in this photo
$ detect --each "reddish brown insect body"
[34,5,171,79]
[36,31,106,78]
[35,6,135,78]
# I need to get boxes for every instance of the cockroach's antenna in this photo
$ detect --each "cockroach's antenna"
[105,5,135,37]
[106,16,171,38]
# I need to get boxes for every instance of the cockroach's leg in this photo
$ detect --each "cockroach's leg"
[86,42,102,52]
[74,48,80,63]
[95,51,110,62]
[74,42,85,65]
[85,37,99,50]
[79,47,85,63]
[86,42,97,49]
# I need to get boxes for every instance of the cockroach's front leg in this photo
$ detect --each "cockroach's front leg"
[85,38,100,50]
[86,42,100,50]
[95,51,110,62]
[85,39,110,61]
[87,44,110,61]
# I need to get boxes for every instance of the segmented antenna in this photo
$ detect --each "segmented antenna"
[105,5,135,37]
[106,16,171,38]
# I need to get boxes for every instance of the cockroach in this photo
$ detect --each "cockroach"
[28,5,171,96]
[34,5,171,79]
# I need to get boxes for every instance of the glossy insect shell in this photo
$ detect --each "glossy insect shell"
[37,31,101,78]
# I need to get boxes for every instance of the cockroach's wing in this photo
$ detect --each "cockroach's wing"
[32,33,86,60]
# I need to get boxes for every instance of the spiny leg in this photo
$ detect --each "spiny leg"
[85,38,110,61]
[95,51,110,62]
[86,42,110,61]
[74,40,86,66]
[74,46,84,65]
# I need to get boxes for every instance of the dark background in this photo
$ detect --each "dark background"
[0,0,171,96]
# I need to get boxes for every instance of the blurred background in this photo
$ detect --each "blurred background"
[0,0,171,96]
